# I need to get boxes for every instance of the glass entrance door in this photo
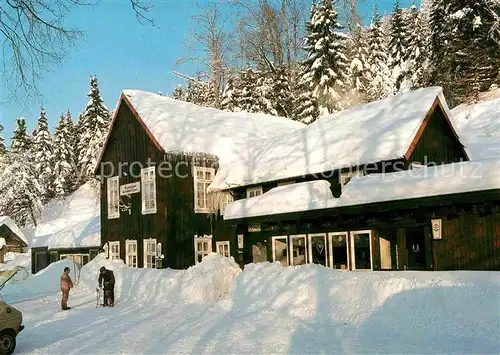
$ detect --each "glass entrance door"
[328,232,349,269]
[406,227,426,269]
[272,236,289,266]
[350,231,373,270]
[308,233,327,266]
[289,235,307,266]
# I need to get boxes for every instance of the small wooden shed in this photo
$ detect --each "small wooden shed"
[0,216,29,263]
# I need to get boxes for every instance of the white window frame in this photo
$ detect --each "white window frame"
[277,180,295,187]
[193,166,216,213]
[220,192,234,215]
[307,233,328,266]
[271,235,289,266]
[246,186,263,198]
[108,241,120,261]
[289,234,307,266]
[141,166,157,215]
[143,238,157,268]
[194,235,213,264]
[125,240,137,268]
[107,176,120,219]
[349,230,373,271]
[59,253,89,266]
[328,232,350,270]
[216,241,230,257]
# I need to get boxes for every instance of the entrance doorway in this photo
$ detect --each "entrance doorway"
[405,227,426,269]
[350,231,373,270]
[271,236,289,266]
[308,233,327,266]
[289,235,307,266]
[328,232,349,269]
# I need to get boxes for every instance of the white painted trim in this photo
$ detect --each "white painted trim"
[193,166,216,213]
[141,166,157,214]
[125,239,137,267]
[289,234,307,266]
[194,235,213,264]
[328,232,349,270]
[108,241,120,261]
[246,186,263,198]
[307,233,327,266]
[216,241,230,257]
[349,230,373,271]
[143,238,157,268]
[271,235,288,266]
[107,176,120,219]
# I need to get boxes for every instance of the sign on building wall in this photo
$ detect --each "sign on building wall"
[237,234,244,249]
[431,219,442,240]
[120,182,140,195]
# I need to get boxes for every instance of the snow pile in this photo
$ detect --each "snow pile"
[0,238,5,249]
[211,87,461,190]
[31,182,100,248]
[225,157,500,219]
[0,252,31,282]
[0,215,29,246]
[451,93,500,159]
[77,253,240,306]
[121,90,304,169]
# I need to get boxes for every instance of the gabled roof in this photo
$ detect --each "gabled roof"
[94,90,305,174]
[0,216,28,247]
[209,87,467,191]
[224,157,500,220]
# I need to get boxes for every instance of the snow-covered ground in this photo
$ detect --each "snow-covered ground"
[2,254,499,354]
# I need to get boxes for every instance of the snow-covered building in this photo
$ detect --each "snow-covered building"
[0,216,29,263]
[94,86,500,271]
[94,90,305,269]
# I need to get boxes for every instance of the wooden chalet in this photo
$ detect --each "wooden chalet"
[0,216,29,263]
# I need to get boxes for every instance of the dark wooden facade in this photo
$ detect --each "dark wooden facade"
[31,246,101,274]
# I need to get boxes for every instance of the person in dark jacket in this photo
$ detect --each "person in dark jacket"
[98,266,115,306]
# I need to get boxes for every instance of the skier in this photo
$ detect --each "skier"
[60,267,73,310]
[98,266,115,307]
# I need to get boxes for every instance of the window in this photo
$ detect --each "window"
[220,192,234,215]
[60,253,90,266]
[340,169,364,185]
[246,186,263,198]
[194,235,212,264]
[107,176,120,219]
[271,236,288,266]
[126,240,137,267]
[193,166,215,213]
[141,166,157,214]
[143,239,156,268]
[216,241,230,257]
[109,241,120,260]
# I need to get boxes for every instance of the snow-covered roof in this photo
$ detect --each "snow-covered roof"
[101,90,305,170]
[32,182,100,248]
[224,157,500,220]
[0,216,28,246]
[210,87,464,191]
[451,92,500,160]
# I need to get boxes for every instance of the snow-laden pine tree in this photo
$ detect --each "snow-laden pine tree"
[429,0,452,94]
[445,0,500,104]
[399,1,431,90]
[238,68,260,113]
[0,152,43,227]
[77,75,110,182]
[349,24,372,103]
[53,113,76,197]
[0,124,5,154]
[255,70,279,116]
[366,7,393,101]
[172,85,186,101]
[300,0,350,113]
[271,66,294,118]
[292,83,320,124]
[10,117,32,154]
[33,107,54,201]
[220,75,242,112]
[388,0,409,93]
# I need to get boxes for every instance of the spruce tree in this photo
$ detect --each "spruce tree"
[271,66,294,117]
[10,117,32,154]
[429,0,452,95]
[77,75,110,182]
[0,124,5,154]
[53,113,76,197]
[388,0,409,92]
[349,24,372,103]
[292,84,320,124]
[0,152,43,227]
[238,68,260,113]
[172,85,186,101]
[300,0,350,113]
[33,107,54,201]
[255,70,279,116]
[220,76,242,112]
[367,7,393,101]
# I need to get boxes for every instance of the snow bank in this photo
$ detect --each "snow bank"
[32,182,100,248]
[78,253,241,306]
[211,87,460,190]
[121,90,304,169]
[225,157,500,219]
[0,215,28,245]
[451,93,500,159]
[0,252,31,282]
[0,238,5,249]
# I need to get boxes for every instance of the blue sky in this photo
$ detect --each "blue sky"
[0,0,419,144]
